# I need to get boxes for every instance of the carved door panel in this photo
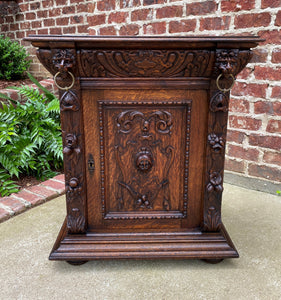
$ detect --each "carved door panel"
[83,89,207,230]
[101,100,191,221]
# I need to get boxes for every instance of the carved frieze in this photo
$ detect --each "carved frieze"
[79,50,212,78]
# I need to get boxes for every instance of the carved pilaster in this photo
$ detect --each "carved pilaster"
[202,48,252,232]
[37,48,87,234]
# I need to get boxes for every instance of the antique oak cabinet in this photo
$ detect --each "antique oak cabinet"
[26,36,261,264]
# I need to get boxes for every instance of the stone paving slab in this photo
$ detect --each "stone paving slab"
[0,184,281,299]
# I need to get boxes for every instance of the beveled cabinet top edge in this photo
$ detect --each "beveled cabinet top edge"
[24,35,263,49]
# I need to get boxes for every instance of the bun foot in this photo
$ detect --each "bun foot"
[202,258,224,264]
[66,260,88,266]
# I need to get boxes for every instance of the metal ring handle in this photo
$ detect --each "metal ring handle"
[54,71,75,91]
[216,73,235,93]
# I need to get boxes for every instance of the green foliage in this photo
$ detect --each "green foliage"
[0,35,31,80]
[0,169,19,197]
[277,190,281,196]
[0,73,63,197]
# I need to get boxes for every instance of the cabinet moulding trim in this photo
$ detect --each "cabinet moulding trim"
[80,79,210,90]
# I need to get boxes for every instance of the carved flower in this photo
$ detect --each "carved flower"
[63,133,81,156]
[208,133,225,152]
[207,172,223,193]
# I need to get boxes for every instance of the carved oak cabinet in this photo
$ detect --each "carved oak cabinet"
[26,36,261,264]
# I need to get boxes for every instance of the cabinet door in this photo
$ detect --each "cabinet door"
[83,89,207,231]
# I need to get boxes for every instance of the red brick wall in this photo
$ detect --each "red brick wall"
[0,0,89,77]
[1,0,281,185]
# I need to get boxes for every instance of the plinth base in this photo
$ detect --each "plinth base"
[49,218,238,262]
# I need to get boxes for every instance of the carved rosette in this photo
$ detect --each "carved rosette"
[203,48,252,232]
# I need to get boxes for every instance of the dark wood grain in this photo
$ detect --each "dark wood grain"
[25,35,260,263]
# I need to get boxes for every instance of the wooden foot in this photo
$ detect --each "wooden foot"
[202,258,224,264]
[66,260,88,266]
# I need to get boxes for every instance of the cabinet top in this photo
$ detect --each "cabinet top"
[24,35,263,49]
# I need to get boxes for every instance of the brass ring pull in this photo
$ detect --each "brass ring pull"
[54,71,75,91]
[216,73,235,93]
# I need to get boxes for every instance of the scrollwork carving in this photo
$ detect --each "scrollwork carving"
[116,110,173,135]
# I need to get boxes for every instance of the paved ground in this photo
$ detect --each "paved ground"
[1,183,281,300]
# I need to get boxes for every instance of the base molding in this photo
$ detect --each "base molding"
[49,218,238,262]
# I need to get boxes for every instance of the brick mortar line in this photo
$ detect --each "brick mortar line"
[8,194,31,207]
[20,187,53,198]
[227,128,281,137]
[226,154,281,169]
[39,183,64,193]
[50,178,65,184]
[227,141,281,151]
[0,203,14,215]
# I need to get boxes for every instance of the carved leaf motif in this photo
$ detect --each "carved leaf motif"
[79,50,211,77]
[209,92,228,113]
[203,206,221,232]
[37,49,57,75]
[60,90,80,111]
[67,208,85,233]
